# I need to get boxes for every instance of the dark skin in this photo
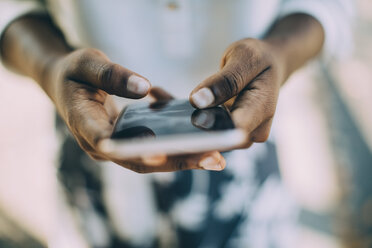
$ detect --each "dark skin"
[190,14,325,147]
[0,13,324,173]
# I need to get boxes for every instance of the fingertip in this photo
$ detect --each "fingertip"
[127,75,151,96]
[141,154,167,166]
[97,138,113,154]
[214,151,226,170]
[190,87,215,109]
[198,151,224,171]
[219,155,227,169]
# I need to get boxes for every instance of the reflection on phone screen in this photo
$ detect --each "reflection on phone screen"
[111,99,235,140]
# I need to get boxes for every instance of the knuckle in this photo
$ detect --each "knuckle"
[66,50,91,77]
[222,70,241,97]
[217,68,246,101]
[97,63,113,84]
[97,63,117,93]
[75,49,93,66]
[227,39,257,59]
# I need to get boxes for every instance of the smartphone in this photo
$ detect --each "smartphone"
[104,99,246,158]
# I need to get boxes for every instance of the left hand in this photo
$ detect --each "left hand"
[190,38,287,147]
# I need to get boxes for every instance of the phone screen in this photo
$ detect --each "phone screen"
[111,99,235,140]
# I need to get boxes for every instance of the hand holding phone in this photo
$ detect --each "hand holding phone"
[101,99,247,160]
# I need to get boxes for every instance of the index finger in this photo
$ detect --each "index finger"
[190,62,270,109]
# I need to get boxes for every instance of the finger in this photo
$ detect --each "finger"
[141,154,167,166]
[250,118,273,143]
[111,151,225,173]
[149,87,174,101]
[230,78,277,144]
[66,84,114,150]
[232,123,268,150]
[197,151,226,171]
[103,95,119,123]
[66,48,150,98]
[160,151,225,172]
[190,60,270,109]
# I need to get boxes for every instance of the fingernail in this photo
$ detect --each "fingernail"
[199,156,222,171]
[191,88,214,109]
[127,75,150,95]
[194,111,215,129]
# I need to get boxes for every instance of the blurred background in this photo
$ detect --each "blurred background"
[0,0,371,247]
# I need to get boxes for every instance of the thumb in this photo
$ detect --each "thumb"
[189,61,269,109]
[66,48,151,98]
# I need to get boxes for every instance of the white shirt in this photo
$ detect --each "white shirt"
[0,0,354,97]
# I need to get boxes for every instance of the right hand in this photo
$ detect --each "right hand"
[44,48,225,173]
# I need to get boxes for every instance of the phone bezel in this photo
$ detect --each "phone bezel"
[104,129,246,158]
[105,100,247,158]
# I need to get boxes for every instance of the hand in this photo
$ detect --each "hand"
[45,48,225,173]
[190,38,287,147]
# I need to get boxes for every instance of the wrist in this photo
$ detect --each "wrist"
[0,14,74,99]
[262,14,325,83]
